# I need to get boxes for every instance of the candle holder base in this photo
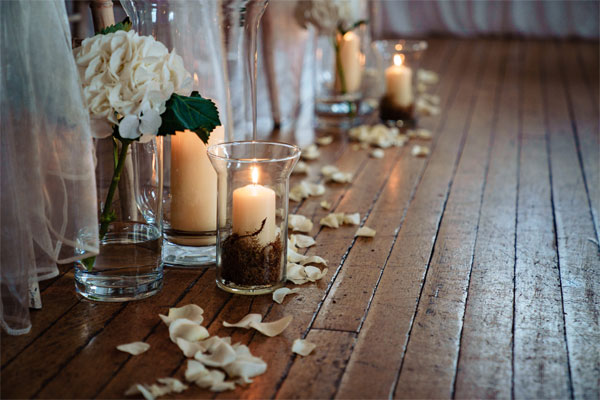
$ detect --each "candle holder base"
[162,231,216,267]
[315,95,377,131]
[216,280,284,296]
[379,97,416,128]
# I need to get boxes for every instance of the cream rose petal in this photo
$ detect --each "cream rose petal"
[159,304,204,326]
[411,145,430,157]
[288,214,314,233]
[292,160,308,174]
[223,314,293,337]
[272,287,300,304]
[343,213,360,226]
[185,359,209,382]
[223,344,267,383]
[168,318,209,343]
[301,255,328,266]
[301,144,320,160]
[320,200,332,210]
[156,378,188,393]
[292,339,317,356]
[194,339,237,367]
[290,234,315,248]
[176,337,206,358]
[370,149,385,159]
[125,383,155,400]
[320,213,340,228]
[355,226,376,237]
[316,136,333,146]
[116,341,150,356]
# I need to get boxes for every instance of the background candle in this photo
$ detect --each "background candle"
[335,31,362,94]
[170,125,225,245]
[385,54,414,107]
[232,167,276,246]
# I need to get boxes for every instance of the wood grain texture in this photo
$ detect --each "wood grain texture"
[394,39,504,399]
[311,40,454,333]
[543,41,600,400]
[1,39,598,400]
[454,40,520,399]
[513,40,571,399]
[335,40,487,400]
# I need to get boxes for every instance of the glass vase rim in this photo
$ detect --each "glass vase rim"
[207,140,301,164]
[374,39,428,54]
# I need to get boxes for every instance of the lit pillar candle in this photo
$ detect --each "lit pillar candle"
[170,125,225,245]
[335,31,362,94]
[385,54,414,107]
[232,166,276,246]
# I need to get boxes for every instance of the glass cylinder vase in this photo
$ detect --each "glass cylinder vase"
[208,141,300,295]
[125,0,231,267]
[374,40,428,127]
[74,138,163,301]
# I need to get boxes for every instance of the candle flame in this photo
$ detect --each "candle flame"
[193,73,199,85]
[251,166,259,184]
[394,54,403,67]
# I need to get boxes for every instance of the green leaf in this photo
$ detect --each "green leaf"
[338,19,368,36]
[97,17,132,35]
[158,92,221,144]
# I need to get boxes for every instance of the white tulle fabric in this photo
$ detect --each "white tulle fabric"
[0,0,99,335]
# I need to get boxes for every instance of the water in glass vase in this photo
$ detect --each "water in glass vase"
[74,222,163,302]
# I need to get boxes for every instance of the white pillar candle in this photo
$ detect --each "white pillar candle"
[170,125,225,245]
[385,54,414,107]
[232,166,276,246]
[335,31,362,94]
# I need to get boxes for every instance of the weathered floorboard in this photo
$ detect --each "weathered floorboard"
[394,39,503,399]
[513,40,571,399]
[336,39,487,399]
[543,41,600,400]
[454,40,520,399]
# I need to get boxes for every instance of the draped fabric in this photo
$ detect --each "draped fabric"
[371,0,599,40]
[0,0,99,335]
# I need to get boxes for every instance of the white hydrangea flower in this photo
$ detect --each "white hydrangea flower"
[295,0,361,35]
[74,30,192,139]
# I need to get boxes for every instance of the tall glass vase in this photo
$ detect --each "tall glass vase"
[125,0,232,267]
[74,138,163,301]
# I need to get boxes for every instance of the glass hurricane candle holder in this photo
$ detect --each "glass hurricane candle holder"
[127,0,232,267]
[208,141,300,295]
[374,40,428,127]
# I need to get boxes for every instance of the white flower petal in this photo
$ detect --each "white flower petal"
[116,341,150,356]
[292,339,317,356]
[355,226,376,237]
[290,234,315,248]
[118,114,140,139]
[343,213,360,226]
[272,287,300,304]
[288,214,313,233]
[316,136,333,146]
[194,339,237,367]
[139,108,161,135]
[223,314,293,337]
[159,304,204,326]
[169,318,209,343]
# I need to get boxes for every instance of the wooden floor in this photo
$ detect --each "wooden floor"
[2,38,599,399]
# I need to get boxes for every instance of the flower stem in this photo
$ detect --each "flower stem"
[82,139,132,271]
[333,36,347,95]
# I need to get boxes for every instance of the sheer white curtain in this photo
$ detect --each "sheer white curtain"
[0,0,99,335]
[371,0,599,39]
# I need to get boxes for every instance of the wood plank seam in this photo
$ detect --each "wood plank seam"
[451,40,508,399]
[556,42,600,245]
[352,44,460,336]
[1,297,82,371]
[391,41,492,399]
[511,39,525,400]
[90,269,214,398]
[272,41,460,399]
[541,40,575,399]
[31,302,128,398]
[266,146,411,398]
